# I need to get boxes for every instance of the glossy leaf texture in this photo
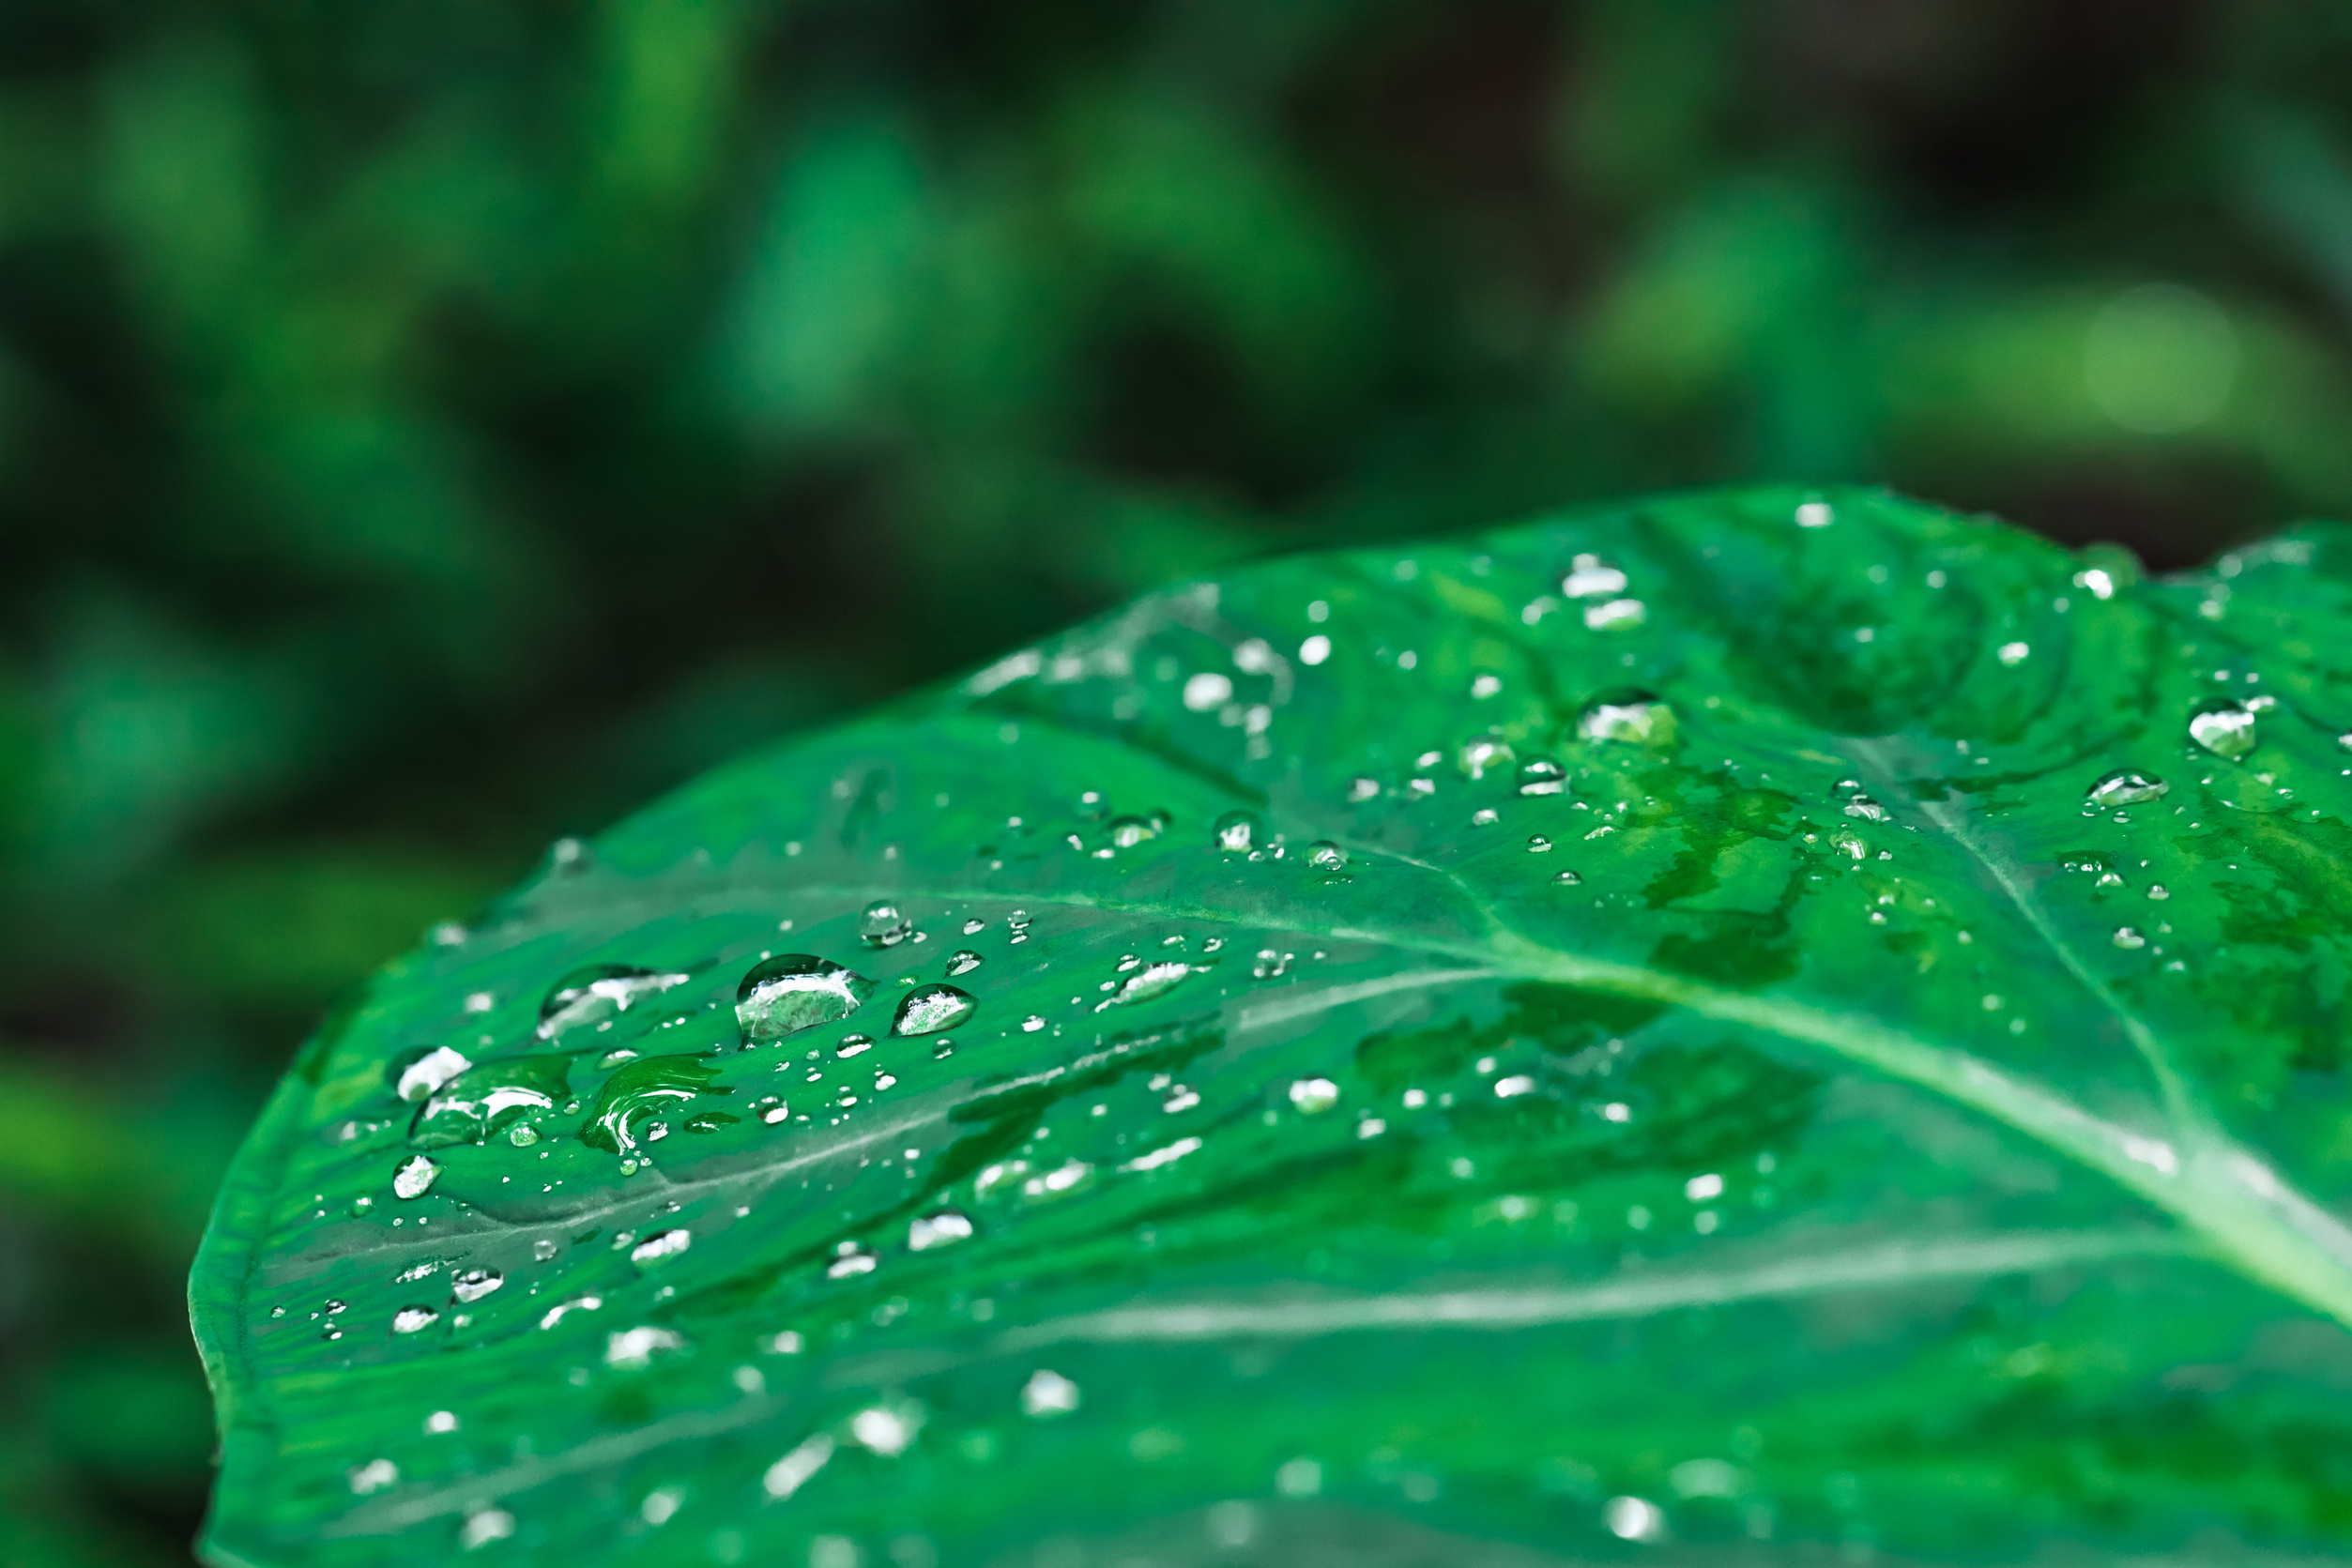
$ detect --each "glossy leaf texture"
[193,486,2352,1568]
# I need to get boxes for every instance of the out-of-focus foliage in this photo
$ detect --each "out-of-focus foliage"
[4,2,2352,1562]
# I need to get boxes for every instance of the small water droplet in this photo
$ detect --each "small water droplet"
[1526,835,1551,852]
[1471,808,1499,826]
[1347,776,1381,802]
[835,1034,874,1058]
[1097,961,1194,1011]
[893,984,977,1036]
[1022,1014,1046,1032]
[2087,769,2168,807]
[1288,1078,1339,1114]
[1996,641,2030,666]
[1213,810,1261,852]
[1459,738,1514,779]
[1578,693,1674,745]
[909,1210,974,1251]
[1306,841,1348,871]
[631,1228,692,1264]
[1022,1369,1081,1417]
[2113,926,2147,950]
[348,1458,400,1495]
[827,1243,878,1279]
[1554,869,1582,886]
[1184,672,1233,710]
[2147,885,2170,901]
[1795,500,1833,528]
[2190,703,2257,758]
[537,965,691,1043]
[859,901,913,947]
[1606,1496,1666,1542]
[393,1156,439,1200]
[1516,757,1567,796]
[533,1239,560,1261]
[1470,673,1503,699]
[1583,599,1646,631]
[460,1509,515,1551]
[1561,555,1628,599]
[392,1305,440,1334]
[736,955,877,1045]
[1106,815,1159,850]
[451,1268,504,1303]
[1300,634,1332,665]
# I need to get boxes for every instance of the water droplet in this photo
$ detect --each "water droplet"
[412,1058,570,1149]
[1300,634,1332,665]
[1996,641,2030,666]
[537,965,691,1042]
[1795,500,1833,528]
[1459,738,1514,779]
[851,1406,919,1456]
[1097,961,1194,1011]
[1471,808,1500,826]
[460,1509,515,1551]
[2190,703,2257,758]
[893,984,977,1036]
[1606,1497,1665,1543]
[392,1305,440,1334]
[909,1210,974,1252]
[1183,672,1233,711]
[1578,693,1674,745]
[736,955,877,1045]
[1562,555,1628,598]
[1252,950,1291,980]
[1554,869,1582,886]
[532,1238,560,1261]
[1526,835,1551,852]
[2087,769,2168,807]
[1583,599,1646,631]
[1022,1014,1046,1032]
[1516,757,1567,796]
[623,1230,687,1266]
[1022,1369,1081,1417]
[348,1458,399,1495]
[392,1046,473,1103]
[859,901,913,947]
[827,1243,878,1279]
[1306,841,1348,871]
[1289,1078,1339,1114]
[393,1156,439,1200]
[426,1410,459,1433]
[1347,776,1381,802]
[1213,810,1261,851]
[605,1325,686,1368]
[1106,815,1159,849]
[835,1034,874,1058]
[2113,927,2147,950]
[579,1056,728,1155]
[2147,885,2170,901]
[640,1487,683,1527]
[451,1268,504,1303]
[1843,795,1890,822]
[1469,673,1503,699]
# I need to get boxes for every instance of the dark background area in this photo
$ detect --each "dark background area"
[5,1,2352,1561]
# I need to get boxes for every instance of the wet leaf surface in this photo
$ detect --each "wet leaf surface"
[194,486,2352,1566]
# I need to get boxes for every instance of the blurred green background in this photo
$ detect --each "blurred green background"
[6,1,2352,1561]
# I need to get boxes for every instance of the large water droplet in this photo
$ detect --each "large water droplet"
[1096,961,1193,1012]
[537,965,691,1043]
[1213,810,1261,852]
[909,1210,974,1252]
[412,1058,570,1149]
[944,950,983,978]
[391,1046,472,1104]
[893,984,976,1036]
[1578,693,1674,745]
[393,1155,439,1200]
[2189,703,2257,758]
[391,1305,439,1334]
[859,901,913,947]
[579,1057,728,1156]
[2087,769,2168,807]
[736,955,877,1045]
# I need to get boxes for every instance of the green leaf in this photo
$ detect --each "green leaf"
[192,485,2352,1567]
